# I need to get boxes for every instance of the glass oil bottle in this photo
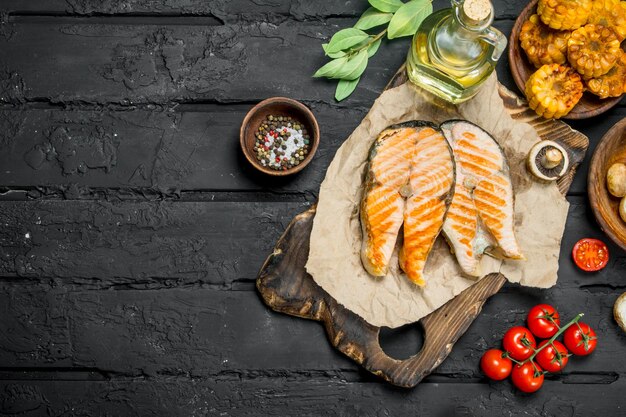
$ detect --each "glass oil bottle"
[407,0,507,104]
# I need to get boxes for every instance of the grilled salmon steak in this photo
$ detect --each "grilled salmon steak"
[360,122,455,286]
[440,120,523,277]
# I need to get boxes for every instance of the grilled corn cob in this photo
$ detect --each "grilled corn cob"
[567,24,622,79]
[537,0,592,30]
[520,14,571,67]
[525,64,584,119]
[587,54,626,98]
[587,0,626,41]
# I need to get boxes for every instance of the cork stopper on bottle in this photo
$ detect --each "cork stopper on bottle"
[463,0,491,22]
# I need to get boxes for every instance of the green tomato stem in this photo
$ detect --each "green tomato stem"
[503,352,524,366]
[526,313,584,364]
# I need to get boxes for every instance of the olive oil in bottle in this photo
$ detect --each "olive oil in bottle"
[407,0,507,104]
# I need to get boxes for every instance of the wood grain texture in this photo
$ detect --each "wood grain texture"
[0,0,624,414]
[258,66,589,387]
[3,255,625,376]
[0,19,408,106]
[588,118,626,251]
[508,0,623,120]
[1,377,624,417]
[0,0,363,19]
[0,200,309,283]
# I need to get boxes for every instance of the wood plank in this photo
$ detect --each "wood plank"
[0,19,410,107]
[0,282,623,377]
[0,105,363,194]
[0,0,520,19]
[0,285,339,373]
[0,0,363,18]
[1,197,623,286]
[0,372,624,416]
[0,200,310,283]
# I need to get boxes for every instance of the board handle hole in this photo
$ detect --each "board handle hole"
[378,322,424,360]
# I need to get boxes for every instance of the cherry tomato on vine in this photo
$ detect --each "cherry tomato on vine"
[564,322,597,356]
[511,362,544,393]
[502,326,537,360]
[527,304,560,339]
[535,340,569,373]
[572,238,609,272]
[480,349,512,381]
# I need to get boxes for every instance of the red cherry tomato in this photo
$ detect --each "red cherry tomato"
[535,340,569,373]
[511,362,544,393]
[502,326,537,360]
[564,322,597,356]
[572,238,609,272]
[527,304,560,339]
[480,349,513,381]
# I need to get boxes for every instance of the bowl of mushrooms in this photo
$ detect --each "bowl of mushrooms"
[588,118,626,251]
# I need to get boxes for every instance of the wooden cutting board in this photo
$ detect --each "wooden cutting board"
[256,65,589,388]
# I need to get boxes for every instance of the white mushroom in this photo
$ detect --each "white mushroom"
[527,140,569,181]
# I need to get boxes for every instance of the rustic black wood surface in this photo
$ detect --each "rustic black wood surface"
[0,0,624,415]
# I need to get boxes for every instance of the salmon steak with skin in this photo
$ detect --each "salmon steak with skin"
[360,122,455,286]
[440,120,524,277]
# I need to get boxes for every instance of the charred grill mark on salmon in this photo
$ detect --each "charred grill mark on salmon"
[361,122,455,286]
[441,120,523,277]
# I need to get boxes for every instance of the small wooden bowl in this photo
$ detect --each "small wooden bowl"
[588,118,626,251]
[509,0,623,120]
[240,97,320,176]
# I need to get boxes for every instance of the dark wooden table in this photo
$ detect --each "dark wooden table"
[0,0,624,415]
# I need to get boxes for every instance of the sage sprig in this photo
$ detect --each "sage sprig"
[314,0,433,101]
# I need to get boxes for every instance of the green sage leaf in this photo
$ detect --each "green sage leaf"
[368,0,404,13]
[322,43,347,58]
[341,49,369,80]
[335,78,360,101]
[326,28,370,53]
[388,0,432,39]
[313,57,349,78]
[313,50,368,80]
[367,38,382,58]
[355,7,393,30]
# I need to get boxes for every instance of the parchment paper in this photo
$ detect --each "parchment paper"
[305,74,570,328]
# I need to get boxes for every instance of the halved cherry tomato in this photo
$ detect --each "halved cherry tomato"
[527,304,560,339]
[502,326,537,360]
[535,340,569,372]
[572,238,609,272]
[480,349,512,381]
[564,322,597,356]
[511,362,544,393]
